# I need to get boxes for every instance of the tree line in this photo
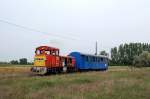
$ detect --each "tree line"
[0,58,33,65]
[110,43,150,67]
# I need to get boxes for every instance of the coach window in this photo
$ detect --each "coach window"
[88,56,90,62]
[84,56,86,61]
[97,58,99,62]
[97,57,100,62]
[90,57,92,62]
[84,56,86,60]
[98,58,101,62]
[92,57,94,62]
[97,57,99,62]
[86,56,89,62]
[94,57,96,62]
[96,57,97,62]
[88,57,91,62]
[100,58,104,62]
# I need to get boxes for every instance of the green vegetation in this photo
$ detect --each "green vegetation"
[110,43,150,66]
[19,58,28,65]
[0,66,150,99]
[0,58,33,66]
[10,60,19,64]
[100,50,109,56]
[133,51,150,67]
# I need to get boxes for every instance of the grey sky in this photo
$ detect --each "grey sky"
[0,0,150,61]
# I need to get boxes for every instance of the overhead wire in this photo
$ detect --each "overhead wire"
[0,19,77,40]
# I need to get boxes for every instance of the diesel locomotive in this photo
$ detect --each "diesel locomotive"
[31,46,108,75]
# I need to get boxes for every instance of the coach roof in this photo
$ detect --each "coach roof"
[70,52,108,58]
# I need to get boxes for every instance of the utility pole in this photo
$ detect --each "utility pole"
[95,41,98,55]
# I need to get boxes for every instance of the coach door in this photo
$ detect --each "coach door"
[61,57,67,72]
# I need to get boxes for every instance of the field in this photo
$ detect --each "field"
[0,66,150,99]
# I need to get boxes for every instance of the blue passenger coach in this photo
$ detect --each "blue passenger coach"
[69,52,108,71]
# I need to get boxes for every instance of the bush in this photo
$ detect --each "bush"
[133,51,150,67]
[19,58,28,65]
[10,60,19,64]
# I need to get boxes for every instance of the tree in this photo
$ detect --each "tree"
[100,50,108,56]
[19,58,28,65]
[133,51,150,67]
[110,47,118,65]
[10,60,19,64]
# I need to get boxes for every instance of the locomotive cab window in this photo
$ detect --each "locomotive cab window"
[51,50,59,56]
[45,51,50,55]
[36,50,40,55]
[56,50,59,56]
[51,51,56,55]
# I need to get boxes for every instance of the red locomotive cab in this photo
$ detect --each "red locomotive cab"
[32,46,60,74]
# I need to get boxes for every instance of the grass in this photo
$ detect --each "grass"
[0,64,32,67]
[0,66,150,99]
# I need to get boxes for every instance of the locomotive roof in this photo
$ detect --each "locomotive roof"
[36,46,59,50]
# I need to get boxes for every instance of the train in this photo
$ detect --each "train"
[31,46,108,75]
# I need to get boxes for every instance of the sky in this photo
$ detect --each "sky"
[0,0,150,62]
